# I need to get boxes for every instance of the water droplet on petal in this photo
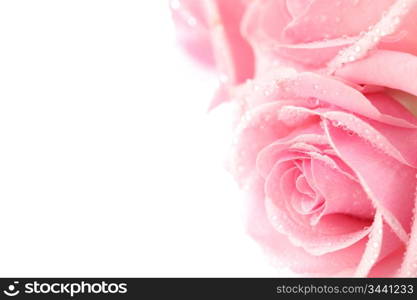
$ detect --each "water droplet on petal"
[263,89,272,96]
[187,16,197,27]
[332,120,342,127]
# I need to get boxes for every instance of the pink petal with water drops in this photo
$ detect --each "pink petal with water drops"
[256,130,326,178]
[269,38,355,69]
[355,213,383,277]
[310,159,374,221]
[241,0,356,68]
[275,72,417,128]
[322,109,417,167]
[246,174,368,276]
[399,187,417,277]
[232,100,317,185]
[265,160,372,256]
[367,92,417,128]
[283,0,395,43]
[355,214,404,277]
[379,3,417,57]
[205,0,254,84]
[171,0,215,68]
[335,50,417,97]
[324,121,416,243]
[171,0,254,84]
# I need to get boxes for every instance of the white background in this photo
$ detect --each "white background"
[0,1,283,276]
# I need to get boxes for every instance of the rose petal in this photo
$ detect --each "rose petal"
[355,214,403,277]
[335,50,417,97]
[242,0,292,44]
[246,174,368,275]
[399,186,417,277]
[171,0,215,67]
[286,0,313,19]
[232,100,317,185]
[323,110,417,167]
[379,3,417,57]
[324,121,416,243]
[369,247,405,277]
[311,159,375,221]
[256,130,325,178]
[265,161,372,255]
[205,0,254,84]
[276,72,417,128]
[355,213,383,277]
[284,0,395,43]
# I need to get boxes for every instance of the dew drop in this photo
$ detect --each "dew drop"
[263,89,272,96]
[308,97,320,106]
[332,120,342,127]
[187,16,197,27]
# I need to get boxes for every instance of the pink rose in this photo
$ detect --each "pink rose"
[231,54,417,276]
[171,0,417,78]
[242,0,417,72]
[171,0,417,109]
[171,0,417,277]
